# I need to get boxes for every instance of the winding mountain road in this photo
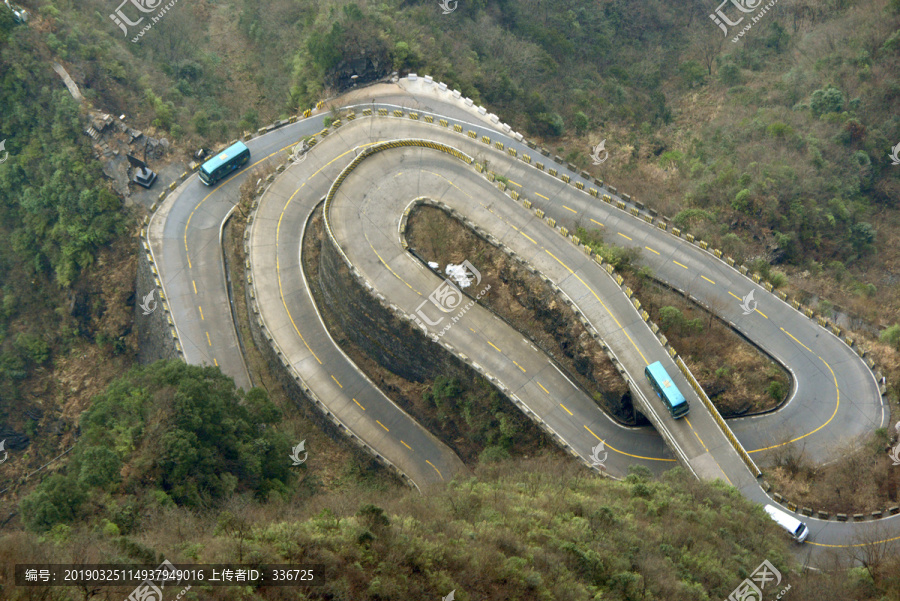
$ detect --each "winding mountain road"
[146,77,894,559]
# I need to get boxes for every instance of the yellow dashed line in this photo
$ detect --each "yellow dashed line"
[537,381,549,394]
[513,361,526,373]
[645,246,660,255]
[684,418,709,453]
[563,205,577,213]
[365,230,421,294]
[213,358,218,367]
[425,459,444,479]
[544,249,649,365]
[590,219,604,227]
[521,232,537,244]
[376,420,389,432]
[508,180,522,187]
[192,280,198,294]
[560,404,573,416]
[401,440,412,450]
[487,340,502,353]
[618,232,632,241]
[331,375,343,388]
[755,308,768,319]
[748,330,842,452]
[584,425,675,461]
[728,291,742,301]
[353,398,365,410]
[206,332,212,347]
[701,275,715,285]
[198,306,204,320]
[673,260,688,269]
[536,192,549,200]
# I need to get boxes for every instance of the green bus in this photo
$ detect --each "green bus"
[199,141,251,186]
[644,361,690,419]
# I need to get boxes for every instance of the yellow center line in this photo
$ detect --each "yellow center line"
[206,332,212,347]
[563,205,577,213]
[584,425,675,462]
[590,218,604,227]
[535,192,549,200]
[748,330,841,452]
[544,249,649,365]
[487,340,502,353]
[365,230,421,294]
[185,147,289,268]
[508,179,522,187]
[425,459,444,480]
[560,404,573,416]
[645,246,660,255]
[618,232,632,241]
[192,280,198,294]
[810,532,900,548]
[701,275,715,285]
[755,308,768,319]
[673,260,688,269]
[213,358,218,367]
[353,398,365,410]
[537,381,549,394]
[521,232,537,244]
[376,420,389,432]
[331,375,343,388]
[513,361,527,373]
[401,440,412,450]
[684,417,709,453]
[728,291,742,301]
[274,146,380,367]
[198,306,204,320]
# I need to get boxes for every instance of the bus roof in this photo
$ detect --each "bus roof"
[201,141,249,175]
[646,361,687,407]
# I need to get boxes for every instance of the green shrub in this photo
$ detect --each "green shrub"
[767,381,786,401]
[810,85,844,117]
[880,324,900,349]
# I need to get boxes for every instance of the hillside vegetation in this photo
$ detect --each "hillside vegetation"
[5,361,898,601]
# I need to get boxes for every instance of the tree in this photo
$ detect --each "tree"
[810,85,844,117]
[573,111,589,136]
[658,306,684,332]
[78,447,121,489]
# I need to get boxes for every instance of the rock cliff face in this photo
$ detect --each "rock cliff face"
[135,247,179,365]
[318,236,450,383]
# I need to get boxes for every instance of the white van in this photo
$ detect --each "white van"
[764,504,809,543]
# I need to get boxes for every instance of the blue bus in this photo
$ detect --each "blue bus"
[644,361,689,418]
[199,141,251,186]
